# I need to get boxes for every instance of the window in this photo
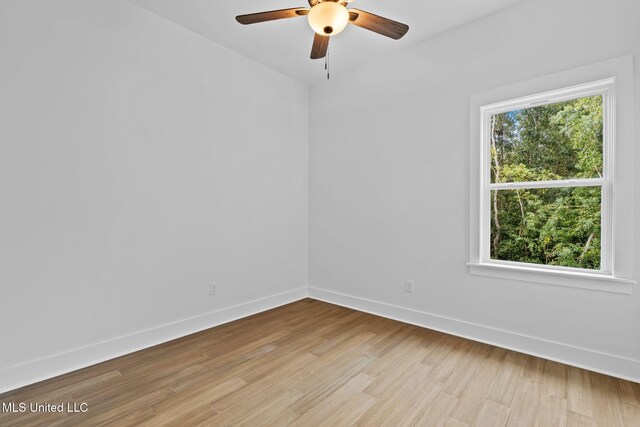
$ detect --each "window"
[480,80,613,273]
[468,56,636,294]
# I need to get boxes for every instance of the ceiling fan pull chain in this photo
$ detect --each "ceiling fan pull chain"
[326,49,330,80]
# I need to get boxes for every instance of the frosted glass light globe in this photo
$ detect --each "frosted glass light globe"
[307,2,349,36]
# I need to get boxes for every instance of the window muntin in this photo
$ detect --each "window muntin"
[480,80,613,273]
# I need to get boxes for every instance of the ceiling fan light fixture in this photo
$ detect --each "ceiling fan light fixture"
[307,2,349,36]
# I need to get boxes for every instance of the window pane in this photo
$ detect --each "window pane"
[490,96,603,183]
[490,186,601,269]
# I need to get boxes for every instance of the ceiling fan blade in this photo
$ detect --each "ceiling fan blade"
[308,0,318,6]
[310,33,329,59]
[348,9,409,39]
[236,8,308,25]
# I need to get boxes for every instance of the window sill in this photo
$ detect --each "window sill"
[467,262,635,295]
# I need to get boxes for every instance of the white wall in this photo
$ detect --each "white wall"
[308,0,640,380]
[0,0,308,391]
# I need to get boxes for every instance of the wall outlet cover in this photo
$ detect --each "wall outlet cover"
[405,280,414,293]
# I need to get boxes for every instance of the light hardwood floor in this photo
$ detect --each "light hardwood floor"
[1,299,639,426]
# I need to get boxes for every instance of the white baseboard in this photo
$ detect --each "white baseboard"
[307,286,640,384]
[0,287,308,395]
[3,285,638,395]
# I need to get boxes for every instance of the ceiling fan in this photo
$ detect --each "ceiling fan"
[235,0,409,60]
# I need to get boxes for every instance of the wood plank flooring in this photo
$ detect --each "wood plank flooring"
[1,299,639,426]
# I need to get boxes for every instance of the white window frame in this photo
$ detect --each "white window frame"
[468,56,636,294]
[479,79,614,275]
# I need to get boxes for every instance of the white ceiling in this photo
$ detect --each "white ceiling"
[127,0,525,84]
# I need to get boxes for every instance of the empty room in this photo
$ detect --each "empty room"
[1,0,639,425]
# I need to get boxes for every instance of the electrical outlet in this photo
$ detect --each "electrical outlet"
[405,280,414,293]
[209,283,217,296]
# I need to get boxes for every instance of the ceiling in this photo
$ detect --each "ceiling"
[127,0,525,84]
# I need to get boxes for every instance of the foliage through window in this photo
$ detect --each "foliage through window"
[481,82,613,272]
